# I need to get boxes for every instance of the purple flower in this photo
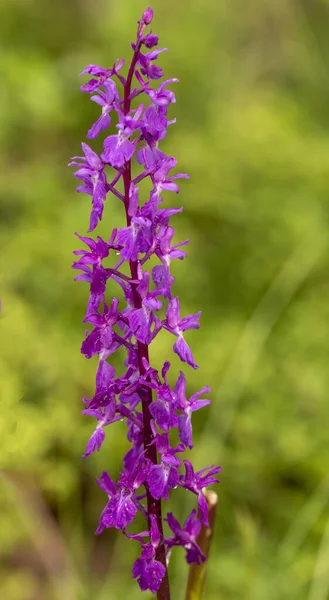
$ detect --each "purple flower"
[147,429,184,500]
[166,510,206,565]
[69,143,107,231]
[73,232,110,266]
[137,48,168,80]
[87,80,119,139]
[96,480,137,533]
[132,552,164,593]
[73,262,109,311]
[127,272,162,344]
[85,360,117,410]
[142,105,168,139]
[103,136,135,169]
[164,297,201,368]
[80,60,125,93]
[147,78,178,106]
[117,215,152,261]
[173,371,210,449]
[80,65,112,93]
[131,515,165,593]
[96,461,148,533]
[151,156,189,202]
[82,400,120,457]
[156,224,189,267]
[179,460,221,526]
[81,298,119,359]
[102,105,143,168]
[132,546,165,593]
[147,362,177,431]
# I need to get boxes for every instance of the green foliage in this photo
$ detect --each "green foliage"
[1,0,329,598]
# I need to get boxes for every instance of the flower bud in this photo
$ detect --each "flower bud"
[142,7,153,25]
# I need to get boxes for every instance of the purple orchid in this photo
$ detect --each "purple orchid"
[69,143,107,231]
[80,61,125,93]
[87,79,120,139]
[173,371,211,449]
[164,297,201,369]
[165,510,206,565]
[147,428,184,501]
[131,515,166,593]
[82,401,121,458]
[81,298,120,359]
[69,8,220,597]
[96,468,142,533]
[179,460,221,526]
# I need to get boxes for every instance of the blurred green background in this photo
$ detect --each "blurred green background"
[1,0,329,598]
